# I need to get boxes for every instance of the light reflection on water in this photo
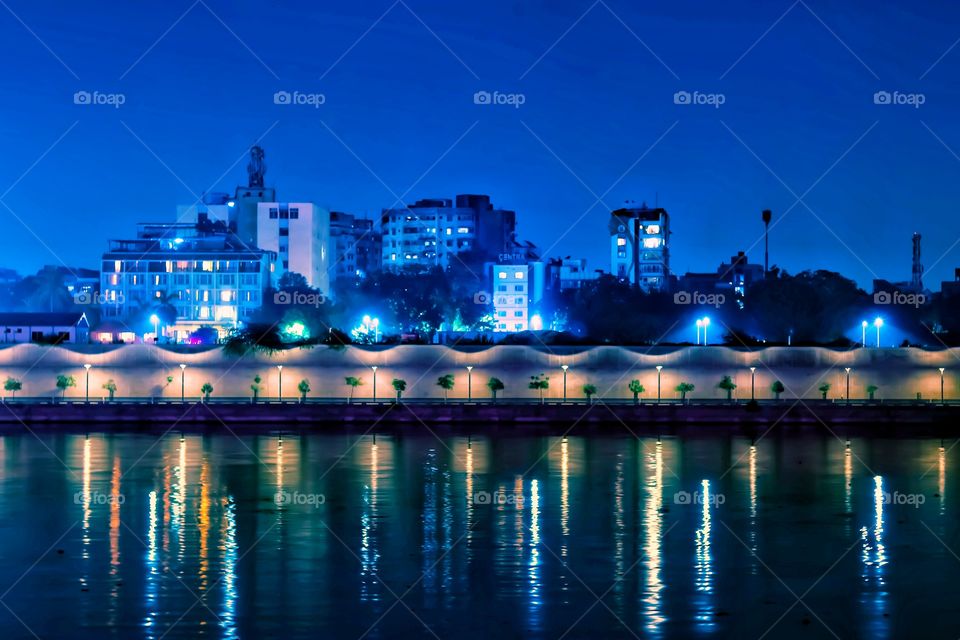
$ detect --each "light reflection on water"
[0,431,955,639]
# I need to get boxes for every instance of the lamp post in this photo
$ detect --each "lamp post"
[844,367,851,404]
[150,314,159,343]
[466,365,473,400]
[696,319,702,345]
[874,317,883,348]
[277,365,283,401]
[749,366,756,400]
[179,364,186,402]
[561,364,569,401]
[940,367,946,403]
[372,318,380,343]
[656,365,663,402]
[371,366,378,401]
[861,321,868,348]
[83,363,91,402]
[702,317,711,345]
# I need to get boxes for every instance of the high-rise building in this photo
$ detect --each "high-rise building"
[100,212,274,341]
[491,261,545,333]
[233,146,276,248]
[609,204,670,291]
[381,194,516,272]
[330,211,382,283]
[256,203,330,294]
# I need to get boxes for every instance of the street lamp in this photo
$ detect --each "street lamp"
[696,319,702,345]
[371,366,378,401]
[749,366,756,400]
[656,365,663,402]
[466,365,473,400]
[150,314,160,343]
[873,317,883,348]
[844,367,851,404]
[702,317,711,345]
[561,364,569,401]
[277,365,283,401]
[861,320,868,348]
[371,318,380,343]
[179,363,187,402]
[940,367,946,403]
[83,364,91,402]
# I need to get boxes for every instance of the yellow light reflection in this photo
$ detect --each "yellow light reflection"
[642,440,665,632]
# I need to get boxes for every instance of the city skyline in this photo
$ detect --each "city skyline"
[2,0,960,288]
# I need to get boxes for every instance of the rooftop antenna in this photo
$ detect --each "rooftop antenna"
[912,232,923,291]
[762,209,772,277]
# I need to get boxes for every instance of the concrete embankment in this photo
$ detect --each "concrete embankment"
[1,401,958,436]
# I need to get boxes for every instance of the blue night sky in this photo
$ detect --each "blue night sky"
[1,0,959,289]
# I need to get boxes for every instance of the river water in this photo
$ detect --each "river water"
[0,430,955,639]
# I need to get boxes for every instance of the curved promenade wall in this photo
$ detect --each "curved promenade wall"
[0,344,954,402]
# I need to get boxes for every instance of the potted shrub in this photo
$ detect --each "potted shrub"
[628,379,644,405]
[487,377,505,403]
[345,376,362,403]
[675,381,695,402]
[102,379,117,402]
[436,374,455,404]
[201,382,214,402]
[718,375,737,401]
[392,378,407,402]
[298,379,310,402]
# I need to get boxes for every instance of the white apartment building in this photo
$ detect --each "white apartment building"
[257,202,330,293]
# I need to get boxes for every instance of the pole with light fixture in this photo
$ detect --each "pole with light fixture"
[83,364,92,402]
[277,365,284,401]
[874,317,883,348]
[749,366,756,400]
[371,366,378,401]
[940,367,946,403]
[179,363,187,402]
[466,365,473,400]
[702,317,710,345]
[561,364,569,401]
[656,365,663,402]
[861,321,867,348]
[844,367,851,404]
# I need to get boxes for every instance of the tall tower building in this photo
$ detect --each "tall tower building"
[608,204,670,291]
[257,203,331,294]
[233,146,276,248]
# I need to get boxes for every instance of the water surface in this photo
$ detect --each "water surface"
[0,430,956,638]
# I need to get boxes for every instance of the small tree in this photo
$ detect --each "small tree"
[251,374,262,402]
[718,375,737,401]
[771,380,785,400]
[436,374,455,403]
[392,378,407,401]
[529,374,550,404]
[866,384,879,401]
[675,381,695,402]
[298,379,310,401]
[56,374,75,399]
[487,377,505,403]
[345,376,362,403]
[4,377,22,399]
[628,379,644,405]
[583,383,597,404]
[819,382,831,400]
[201,382,214,402]
[164,375,174,387]
[102,379,117,401]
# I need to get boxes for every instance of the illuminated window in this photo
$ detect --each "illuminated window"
[114,260,121,273]
[446,228,452,235]
[642,238,661,249]
[220,290,235,303]
[202,261,214,272]
[617,237,627,246]
[457,227,470,234]
[165,260,173,273]
[498,272,507,279]
[645,225,660,234]
[514,271,524,279]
